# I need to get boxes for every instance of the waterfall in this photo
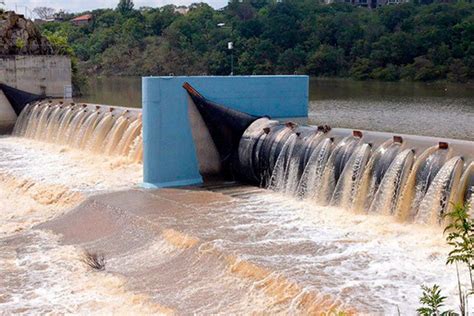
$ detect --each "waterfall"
[13,101,142,162]
[284,131,324,195]
[296,138,334,199]
[352,140,402,213]
[12,102,34,135]
[128,131,144,163]
[86,112,115,152]
[368,149,415,216]
[104,114,130,154]
[238,119,473,226]
[395,146,449,221]
[416,157,464,225]
[268,133,298,192]
[314,136,361,205]
[45,104,66,141]
[330,143,372,209]
[115,117,142,155]
[257,125,295,186]
[459,162,474,212]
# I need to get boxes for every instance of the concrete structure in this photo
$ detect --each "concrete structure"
[0,55,71,97]
[142,75,308,188]
[0,89,17,133]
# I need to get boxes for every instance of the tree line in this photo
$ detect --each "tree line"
[40,0,474,83]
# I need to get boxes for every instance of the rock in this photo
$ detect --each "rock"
[0,11,54,55]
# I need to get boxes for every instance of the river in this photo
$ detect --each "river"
[1,76,472,314]
[78,77,474,141]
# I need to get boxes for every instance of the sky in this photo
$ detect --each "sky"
[3,0,228,14]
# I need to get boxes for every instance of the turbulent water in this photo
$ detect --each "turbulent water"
[239,119,473,228]
[13,101,143,162]
[1,100,474,313]
[0,136,151,314]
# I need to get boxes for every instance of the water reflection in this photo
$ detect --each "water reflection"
[77,76,142,108]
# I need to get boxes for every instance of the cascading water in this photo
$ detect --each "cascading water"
[368,149,415,216]
[313,135,361,205]
[238,118,473,226]
[330,143,372,209]
[416,156,464,225]
[284,130,324,195]
[268,133,298,192]
[395,146,450,221]
[459,162,474,212]
[352,140,403,212]
[296,137,334,199]
[12,101,143,162]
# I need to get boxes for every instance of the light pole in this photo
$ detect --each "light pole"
[228,41,234,76]
[217,23,234,76]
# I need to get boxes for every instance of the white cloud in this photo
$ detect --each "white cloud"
[4,0,228,14]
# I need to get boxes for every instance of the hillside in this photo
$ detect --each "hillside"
[40,1,474,82]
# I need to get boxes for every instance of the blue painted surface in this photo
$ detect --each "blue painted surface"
[142,75,309,188]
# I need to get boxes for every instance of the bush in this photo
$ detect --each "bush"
[350,58,373,80]
[447,59,469,83]
[417,284,451,316]
[402,56,447,81]
[306,45,346,76]
[371,64,400,81]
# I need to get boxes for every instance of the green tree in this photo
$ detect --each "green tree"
[43,30,87,95]
[417,285,454,316]
[36,1,474,81]
[117,0,134,15]
[350,58,373,80]
[306,45,345,76]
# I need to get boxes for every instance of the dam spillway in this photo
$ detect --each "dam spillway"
[180,82,473,227]
[237,117,473,226]
[9,96,474,227]
[1,76,473,314]
[12,100,143,162]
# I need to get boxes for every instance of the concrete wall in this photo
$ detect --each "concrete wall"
[0,89,17,134]
[0,55,71,97]
[142,75,308,188]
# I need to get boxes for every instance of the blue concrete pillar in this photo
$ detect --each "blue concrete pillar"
[142,76,308,188]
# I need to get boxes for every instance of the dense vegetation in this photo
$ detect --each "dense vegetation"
[40,0,474,82]
[418,202,474,316]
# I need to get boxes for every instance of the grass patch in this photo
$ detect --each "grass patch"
[81,250,106,271]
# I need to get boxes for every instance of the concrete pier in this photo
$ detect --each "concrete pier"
[142,75,309,188]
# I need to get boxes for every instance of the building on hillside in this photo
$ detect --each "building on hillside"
[71,14,92,26]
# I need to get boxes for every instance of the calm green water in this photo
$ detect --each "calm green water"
[78,77,474,140]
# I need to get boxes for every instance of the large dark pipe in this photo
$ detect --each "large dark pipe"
[182,83,474,214]
[183,82,259,177]
[0,83,45,115]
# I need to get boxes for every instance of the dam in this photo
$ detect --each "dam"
[0,76,473,314]
[13,101,143,162]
